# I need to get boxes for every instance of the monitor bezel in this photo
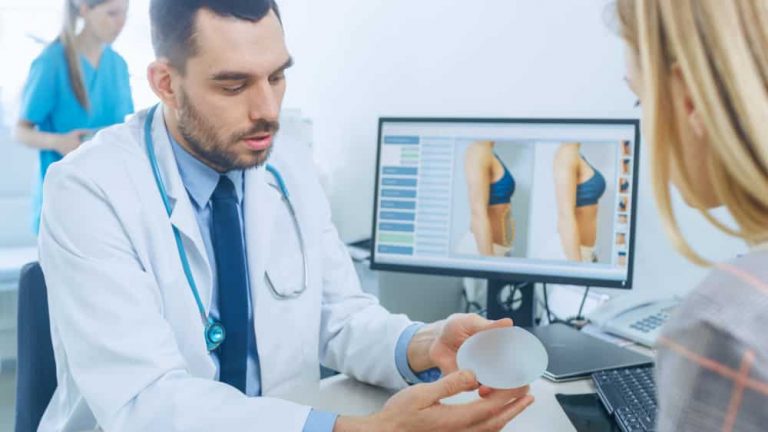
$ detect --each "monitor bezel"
[369,117,642,289]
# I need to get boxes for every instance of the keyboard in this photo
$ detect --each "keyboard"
[593,366,657,432]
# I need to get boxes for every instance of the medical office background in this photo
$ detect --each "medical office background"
[0,0,747,428]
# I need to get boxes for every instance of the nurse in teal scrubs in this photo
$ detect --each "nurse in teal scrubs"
[15,0,133,233]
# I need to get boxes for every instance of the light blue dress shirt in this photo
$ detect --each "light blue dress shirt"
[168,131,439,431]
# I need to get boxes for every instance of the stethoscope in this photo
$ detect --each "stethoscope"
[143,105,308,352]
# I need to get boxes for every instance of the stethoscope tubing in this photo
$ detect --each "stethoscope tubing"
[143,104,308,352]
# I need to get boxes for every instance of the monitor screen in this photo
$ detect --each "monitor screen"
[370,118,641,289]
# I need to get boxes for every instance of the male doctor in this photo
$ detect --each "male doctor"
[37,0,533,430]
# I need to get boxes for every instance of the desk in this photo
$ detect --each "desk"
[286,329,652,431]
[288,374,595,431]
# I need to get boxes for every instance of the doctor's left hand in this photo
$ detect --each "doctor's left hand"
[408,314,514,377]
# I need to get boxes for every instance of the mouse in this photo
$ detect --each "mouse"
[456,326,548,389]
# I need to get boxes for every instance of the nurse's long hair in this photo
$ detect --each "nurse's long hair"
[61,0,108,111]
[616,0,768,265]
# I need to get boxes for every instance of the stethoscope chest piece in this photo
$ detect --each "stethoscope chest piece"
[205,321,226,351]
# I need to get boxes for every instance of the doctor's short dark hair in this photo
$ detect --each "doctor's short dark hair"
[150,0,282,73]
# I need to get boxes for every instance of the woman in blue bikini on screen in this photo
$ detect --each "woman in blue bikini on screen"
[458,140,517,257]
[554,142,607,262]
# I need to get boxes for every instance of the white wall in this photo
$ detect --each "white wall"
[278,0,637,239]
[0,1,61,247]
[0,108,36,247]
[276,0,745,298]
[0,0,747,300]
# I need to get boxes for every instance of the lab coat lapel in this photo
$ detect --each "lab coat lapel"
[149,106,214,312]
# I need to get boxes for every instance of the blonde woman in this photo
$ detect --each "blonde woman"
[618,0,768,429]
[15,0,133,233]
[457,141,516,256]
[554,142,606,262]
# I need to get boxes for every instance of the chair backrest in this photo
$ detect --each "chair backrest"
[15,262,57,432]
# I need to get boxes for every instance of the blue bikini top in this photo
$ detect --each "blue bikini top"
[576,156,606,207]
[489,154,516,205]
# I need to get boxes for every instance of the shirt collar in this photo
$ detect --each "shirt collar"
[166,123,244,208]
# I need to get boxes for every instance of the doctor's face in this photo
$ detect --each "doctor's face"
[173,9,291,172]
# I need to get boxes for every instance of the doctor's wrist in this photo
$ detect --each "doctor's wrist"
[333,415,375,432]
[407,321,442,373]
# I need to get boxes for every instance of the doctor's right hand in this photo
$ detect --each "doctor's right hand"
[334,370,534,432]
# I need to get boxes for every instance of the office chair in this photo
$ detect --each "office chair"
[15,262,57,432]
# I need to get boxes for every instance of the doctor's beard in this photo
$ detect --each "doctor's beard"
[177,88,280,172]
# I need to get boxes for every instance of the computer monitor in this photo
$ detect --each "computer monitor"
[370,118,641,294]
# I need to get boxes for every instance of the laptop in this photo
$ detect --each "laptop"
[526,323,653,382]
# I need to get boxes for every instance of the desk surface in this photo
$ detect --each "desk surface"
[290,374,595,431]
[290,335,652,431]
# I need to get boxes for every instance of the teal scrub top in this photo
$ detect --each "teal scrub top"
[20,40,134,233]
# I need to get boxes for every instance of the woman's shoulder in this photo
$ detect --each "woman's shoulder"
[31,39,66,67]
[464,141,494,163]
[554,143,580,165]
[661,250,768,357]
[656,251,768,431]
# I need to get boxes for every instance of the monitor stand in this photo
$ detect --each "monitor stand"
[486,280,535,327]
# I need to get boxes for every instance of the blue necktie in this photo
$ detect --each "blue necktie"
[211,176,249,392]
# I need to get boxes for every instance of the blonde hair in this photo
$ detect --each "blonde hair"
[61,0,109,110]
[616,0,768,265]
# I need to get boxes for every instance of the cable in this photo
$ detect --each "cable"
[468,281,589,325]
[536,297,561,322]
[542,283,592,329]
[537,284,566,324]
[576,286,591,320]
[562,286,591,328]
[542,283,554,324]
[462,285,484,314]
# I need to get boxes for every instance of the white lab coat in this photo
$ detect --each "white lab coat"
[37,106,413,431]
